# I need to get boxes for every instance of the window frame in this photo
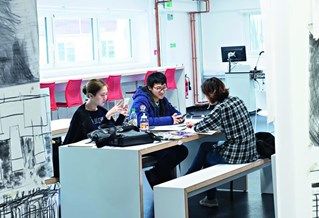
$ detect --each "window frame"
[242,10,264,55]
[37,7,153,79]
[52,16,96,68]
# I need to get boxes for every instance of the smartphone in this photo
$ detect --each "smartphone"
[123,97,130,107]
[177,114,187,119]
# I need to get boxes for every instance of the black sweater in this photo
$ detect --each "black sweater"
[63,104,125,145]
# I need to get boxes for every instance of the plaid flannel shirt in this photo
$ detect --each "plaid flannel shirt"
[194,96,258,164]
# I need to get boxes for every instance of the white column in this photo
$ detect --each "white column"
[270,0,312,217]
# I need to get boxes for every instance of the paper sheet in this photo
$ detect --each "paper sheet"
[149,124,187,131]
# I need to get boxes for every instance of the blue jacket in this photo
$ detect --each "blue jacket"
[131,86,180,126]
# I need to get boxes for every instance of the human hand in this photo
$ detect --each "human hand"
[120,104,129,116]
[172,113,184,124]
[186,121,194,128]
[106,101,124,119]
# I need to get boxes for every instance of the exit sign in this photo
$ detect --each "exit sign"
[165,1,172,8]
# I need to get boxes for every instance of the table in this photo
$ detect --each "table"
[59,134,209,218]
[40,66,184,84]
[51,118,71,138]
[225,71,256,112]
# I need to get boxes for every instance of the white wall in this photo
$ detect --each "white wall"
[38,0,148,11]
[201,0,262,76]
[159,11,193,106]
[269,0,312,216]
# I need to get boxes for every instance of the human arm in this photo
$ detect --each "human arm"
[165,98,184,124]
[131,97,174,126]
[146,97,184,125]
[63,108,94,145]
[99,105,126,127]
[172,113,185,124]
[105,101,127,120]
[193,107,221,133]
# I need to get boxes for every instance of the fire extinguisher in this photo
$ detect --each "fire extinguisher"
[185,75,191,99]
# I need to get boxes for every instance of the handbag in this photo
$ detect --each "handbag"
[87,126,117,148]
[88,125,161,148]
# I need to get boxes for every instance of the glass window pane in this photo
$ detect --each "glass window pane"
[99,19,132,60]
[54,18,94,64]
[249,14,264,52]
[38,17,49,66]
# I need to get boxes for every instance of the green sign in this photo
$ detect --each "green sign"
[165,1,172,8]
[170,43,176,48]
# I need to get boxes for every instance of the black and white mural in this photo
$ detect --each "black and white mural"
[309,33,319,147]
[0,0,57,217]
[0,0,39,87]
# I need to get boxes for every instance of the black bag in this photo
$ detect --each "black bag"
[109,129,159,147]
[255,132,275,158]
[87,126,117,148]
[88,125,160,148]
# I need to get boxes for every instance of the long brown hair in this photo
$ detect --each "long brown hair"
[201,77,229,103]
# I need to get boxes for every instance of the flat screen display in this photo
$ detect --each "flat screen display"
[221,46,247,62]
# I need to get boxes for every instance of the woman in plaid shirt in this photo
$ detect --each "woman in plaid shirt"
[186,77,258,207]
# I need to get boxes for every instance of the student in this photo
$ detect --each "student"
[185,77,258,207]
[131,72,184,126]
[130,72,188,188]
[63,79,128,145]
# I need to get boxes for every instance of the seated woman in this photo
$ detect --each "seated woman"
[186,77,258,207]
[63,79,128,145]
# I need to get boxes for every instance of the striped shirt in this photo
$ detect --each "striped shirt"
[194,96,258,164]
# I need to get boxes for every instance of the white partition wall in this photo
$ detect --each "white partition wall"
[268,0,312,217]
[59,147,142,218]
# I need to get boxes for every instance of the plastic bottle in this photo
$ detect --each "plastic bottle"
[139,113,149,132]
[129,108,138,127]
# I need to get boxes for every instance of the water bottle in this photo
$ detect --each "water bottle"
[129,108,138,127]
[139,113,149,132]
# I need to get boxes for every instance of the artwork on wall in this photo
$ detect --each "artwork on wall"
[309,33,319,147]
[0,87,54,201]
[0,0,39,87]
[0,185,59,217]
[0,0,57,215]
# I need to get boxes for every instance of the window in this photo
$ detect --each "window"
[37,9,151,79]
[53,17,94,65]
[98,19,132,61]
[249,13,264,52]
[38,17,49,66]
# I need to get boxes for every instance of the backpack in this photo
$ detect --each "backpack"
[255,132,275,158]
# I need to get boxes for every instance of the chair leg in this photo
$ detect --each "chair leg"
[230,180,234,200]
[254,112,258,132]
[56,108,60,119]
[176,89,180,112]
[171,167,177,179]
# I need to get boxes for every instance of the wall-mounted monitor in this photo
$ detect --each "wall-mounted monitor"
[221,46,247,62]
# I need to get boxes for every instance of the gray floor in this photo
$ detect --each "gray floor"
[143,114,275,218]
